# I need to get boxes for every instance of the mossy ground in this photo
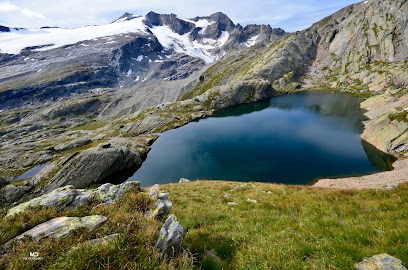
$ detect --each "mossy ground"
[161,180,408,270]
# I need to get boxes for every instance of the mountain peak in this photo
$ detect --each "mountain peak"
[113,12,142,23]
[144,11,195,35]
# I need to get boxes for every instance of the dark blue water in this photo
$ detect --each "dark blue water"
[127,91,394,187]
[15,163,48,180]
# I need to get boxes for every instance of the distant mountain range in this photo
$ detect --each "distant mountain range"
[0,12,285,113]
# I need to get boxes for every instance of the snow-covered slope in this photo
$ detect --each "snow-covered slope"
[0,12,285,63]
[0,17,147,55]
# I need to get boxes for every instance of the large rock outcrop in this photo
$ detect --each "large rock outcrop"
[45,145,141,191]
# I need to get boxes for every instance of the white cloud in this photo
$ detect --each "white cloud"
[0,1,45,27]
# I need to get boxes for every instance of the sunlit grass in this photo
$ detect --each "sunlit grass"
[162,181,408,269]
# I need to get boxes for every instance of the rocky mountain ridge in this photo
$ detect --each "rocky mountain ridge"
[0,11,285,111]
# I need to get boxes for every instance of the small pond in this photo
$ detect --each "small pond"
[127,91,395,187]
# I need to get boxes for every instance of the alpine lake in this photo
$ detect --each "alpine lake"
[127,91,395,187]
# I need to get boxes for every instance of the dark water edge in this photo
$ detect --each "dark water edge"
[125,91,395,187]
[361,140,397,171]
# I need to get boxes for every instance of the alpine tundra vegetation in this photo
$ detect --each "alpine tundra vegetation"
[1,0,408,269]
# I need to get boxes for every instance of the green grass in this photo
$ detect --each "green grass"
[389,111,408,123]
[161,181,408,270]
[1,180,408,269]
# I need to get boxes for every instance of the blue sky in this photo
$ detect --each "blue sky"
[0,0,361,32]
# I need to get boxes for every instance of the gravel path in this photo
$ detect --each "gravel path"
[313,158,408,190]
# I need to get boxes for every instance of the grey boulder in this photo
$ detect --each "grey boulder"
[155,214,185,257]
[354,253,407,270]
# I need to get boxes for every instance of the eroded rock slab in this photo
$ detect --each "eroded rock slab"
[8,215,107,243]
[6,181,139,216]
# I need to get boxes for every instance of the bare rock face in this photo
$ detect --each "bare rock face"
[155,214,185,257]
[2,184,32,203]
[56,138,92,151]
[46,145,141,191]
[354,253,407,270]
[0,176,9,189]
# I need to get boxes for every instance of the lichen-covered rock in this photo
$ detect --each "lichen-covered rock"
[146,185,173,219]
[155,214,185,257]
[7,215,107,244]
[46,145,142,191]
[354,253,407,270]
[6,181,140,216]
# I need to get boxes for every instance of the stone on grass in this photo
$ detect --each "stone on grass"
[247,198,258,203]
[227,202,238,206]
[179,178,190,183]
[146,184,173,219]
[87,233,119,245]
[354,253,407,270]
[155,214,185,257]
[6,215,107,247]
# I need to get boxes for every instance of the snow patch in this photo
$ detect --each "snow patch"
[150,25,229,63]
[0,16,147,54]
[134,55,143,62]
[245,34,260,47]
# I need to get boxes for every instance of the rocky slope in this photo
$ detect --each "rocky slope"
[0,12,285,185]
